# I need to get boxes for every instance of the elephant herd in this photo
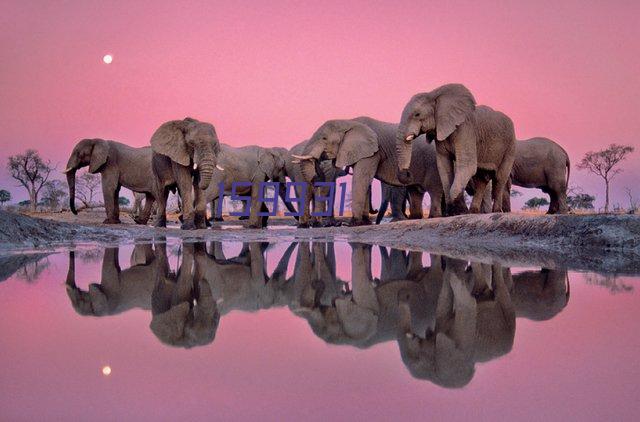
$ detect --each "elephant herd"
[63,83,571,229]
[65,241,570,388]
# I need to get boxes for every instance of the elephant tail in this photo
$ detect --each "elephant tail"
[565,154,571,188]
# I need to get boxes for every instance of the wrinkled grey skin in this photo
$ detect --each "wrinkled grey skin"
[64,139,156,224]
[287,140,348,227]
[297,116,444,225]
[151,117,221,230]
[396,84,516,215]
[508,138,571,214]
[151,242,220,348]
[65,244,161,316]
[203,144,293,228]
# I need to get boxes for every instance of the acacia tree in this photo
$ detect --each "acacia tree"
[41,180,68,211]
[578,144,634,213]
[0,189,11,208]
[523,197,549,210]
[7,150,54,212]
[74,172,103,209]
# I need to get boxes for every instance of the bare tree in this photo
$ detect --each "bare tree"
[577,144,634,213]
[0,189,11,208]
[41,180,68,211]
[625,188,637,214]
[74,171,103,209]
[7,149,54,212]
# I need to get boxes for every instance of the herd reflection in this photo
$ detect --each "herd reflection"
[64,241,570,388]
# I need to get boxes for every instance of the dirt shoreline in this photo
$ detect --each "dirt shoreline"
[1,210,639,274]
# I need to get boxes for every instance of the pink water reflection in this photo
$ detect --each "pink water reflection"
[0,243,638,421]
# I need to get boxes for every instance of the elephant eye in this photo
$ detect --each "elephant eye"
[414,112,420,118]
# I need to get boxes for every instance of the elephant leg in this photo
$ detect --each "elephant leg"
[239,199,250,221]
[407,187,424,219]
[175,165,196,230]
[350,156,379,225]
[135,193,155,225]
[193,182,207,229]
[375,196,389,224]
[556,189,569,214]
[480,180,493,213]
[154,186,169,227]
[297,183,312,228]
[501,179,512,213]
[211,197,224,222]
[435,148,458,213]
[469,178,489,213]
[390,188,407,222]
[246,182,262,229]
[101,173,121,224]
[491,151,515,213]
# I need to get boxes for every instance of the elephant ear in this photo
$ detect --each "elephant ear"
[89,140,109,173]
[335,123,379,168]
[150,120,191,167]
[257,149,277,180]
[434,84,476,141]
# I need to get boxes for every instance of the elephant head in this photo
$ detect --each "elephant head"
[63,138,110,214]
[65,251,110,316]
[293,119,379,182]
[396,84,476,183]
[259,147,288,182]
[150,243,220,348]
[150,117,221,190]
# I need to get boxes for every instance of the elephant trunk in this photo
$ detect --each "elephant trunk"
[66,168,78,214]
[196,147,216,190]
[396,125,414,184]
[300,159,317,183]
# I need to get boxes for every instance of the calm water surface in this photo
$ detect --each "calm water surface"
[1,240,639,421]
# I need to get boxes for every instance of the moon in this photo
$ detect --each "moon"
[101,365,112,376]
[102,54,113,64]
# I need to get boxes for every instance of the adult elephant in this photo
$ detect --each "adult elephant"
[508,137,571,214]
[150,117,222,229]
[204,144,294,228]
[288,140,348,227]
[64,139,156,224]
[294,116,443,225]
[396,84,516,214]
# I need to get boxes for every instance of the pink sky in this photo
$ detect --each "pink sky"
[1,0,639,209]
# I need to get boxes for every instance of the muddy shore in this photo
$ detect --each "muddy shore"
[1,210,639,274]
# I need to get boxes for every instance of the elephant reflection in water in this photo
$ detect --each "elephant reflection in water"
[65,241,220,349]
[65,243,160,316]
[150,242,220,348]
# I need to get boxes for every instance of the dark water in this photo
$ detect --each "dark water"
[1,240,638,421]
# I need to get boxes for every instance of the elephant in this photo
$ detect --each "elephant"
[63,139,156,224]
[508,138,571,214]
[288,139,349,227]
[512,268,570,321]
[396,84,516,214]
[288,243,444,350]
[204,144,295,228]
[150,242,220,348]
[397,257,516,388]
[65,243,161,316]
[294,116,449,225]
[150,117,222,229]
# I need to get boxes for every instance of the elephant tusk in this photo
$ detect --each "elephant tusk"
[291,154,314,161]
[63,167,74,173]
[216,164,225,171]
[405,135,415,142]
[291,159,300,164]
[193,163,198,170]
